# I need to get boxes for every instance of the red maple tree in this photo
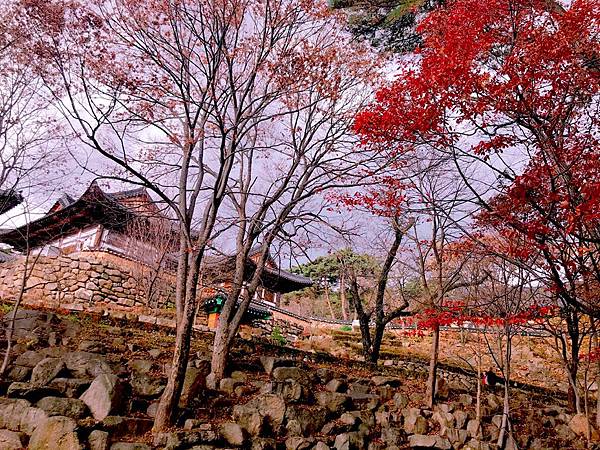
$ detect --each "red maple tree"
[355,0,600,317]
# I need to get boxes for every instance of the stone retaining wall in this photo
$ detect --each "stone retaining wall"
[0,251,176,310]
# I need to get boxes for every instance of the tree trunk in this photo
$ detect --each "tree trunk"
[340,272,348,321]
[369,323,385,364]
[207,322,230,390]
[324,283,335,320]
[567,362,581,413]
[152,253,200,432]
[497,330,512,449]
[426,323,440,408]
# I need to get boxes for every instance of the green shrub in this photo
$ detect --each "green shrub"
[271,326,287,346]
[340,325,352,332]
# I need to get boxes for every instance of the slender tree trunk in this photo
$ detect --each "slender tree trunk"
[497,331,512,449]
[369,323,385,364]
[153,253,200,432]
[340,272,348,321]
[324,283,335,320]
[567,362,582,413]
[207,322,230,390]
[426,323,441,408]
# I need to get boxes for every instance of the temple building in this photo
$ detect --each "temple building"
[0,181,312,325]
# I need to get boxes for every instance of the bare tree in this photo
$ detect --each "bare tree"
[19,0,380,429]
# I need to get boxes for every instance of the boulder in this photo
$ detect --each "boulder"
[36,397,88,419]
[179,366,208,408]
[0,398,48,434]
[285,405,328,436]
[131,373,164,398]
[333,432,365,450]
[272,367,312,386]
[569,413,600,439]
[128,360,153,374]
[28,416,81,450]
[408,434,451,449]
[64,352,112,378]
[80,374,124,421]
[0,429,24,450]
[6,382,60,402]
[100,416,154,438]
[220,422,246,446]
[275,379,309,403]
[370,376,402,387]
[110,444,151,450]
[466,419,482,439]
[233,394,286,434]
[251,438,277,450]
[316,392,351,415]
[381,426,405,446]
[325,379,347,393]
[14,350,44,368]
[260,356,295,375]
[393,393,408,410]
[219,377,242,395]
[7,365,31,382]
[48,378,91,398]
[403,408,428,435]
[285,436,314,450]
[89,430,109,450]
[453,410,468,429]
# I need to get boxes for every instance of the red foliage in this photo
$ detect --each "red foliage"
[354,0,600,312]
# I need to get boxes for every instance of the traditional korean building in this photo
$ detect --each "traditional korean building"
[0,181,312,325]
[201,247,313,328]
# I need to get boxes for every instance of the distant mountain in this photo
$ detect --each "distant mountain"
[331,0,443,53]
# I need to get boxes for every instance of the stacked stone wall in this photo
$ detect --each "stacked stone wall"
[0,251,175,311]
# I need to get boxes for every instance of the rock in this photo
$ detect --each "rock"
[231,371,247,382]
[432,410,455,430]
[458,394,473,406]
[80,374,124,421]
[569,413,600,439]
[179,365,208,408]
[435,377,449,400]
[285,405,328,436]
[15,350,44,368]
[110,444,151,450]
[30,358,65,386]
[348,392,379,411]
[64,352,112,378]
[463,440,491,450]
[333,432,365,450]
[313,442,330,450]
[220,422,246,446]
[153,429,218,449]
[48,378,91,398]
[325,379,347,393]
[6,382,60,402]
[370,376,401,387]
[286,436,314,450]
[486,394,502,412]
[148,349,161,359]
[454,410,468,429]
[7,365,31,382]
[403,408,428,435]
[251,438,277,450]
[0,398,48,434]
[219,377,241,395]
[131,373,164,397]
[36,397,88,419]
[128,360,153,373]
[89,430,109,450]
[443,428,468,447]
[466,419,482,439]
[316,391,351,414]
[408,434,451,449]
[0,429,24,450]
[272,367,311,385]
[146,402,158,418]
[275,379,309,403]
[29,416,81,450]
[260,356,295,375]
[100,416,154,437]
[78,341,105,353]
[233,394,286,434]
[393,393,408,410]
[381,426,404,446]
